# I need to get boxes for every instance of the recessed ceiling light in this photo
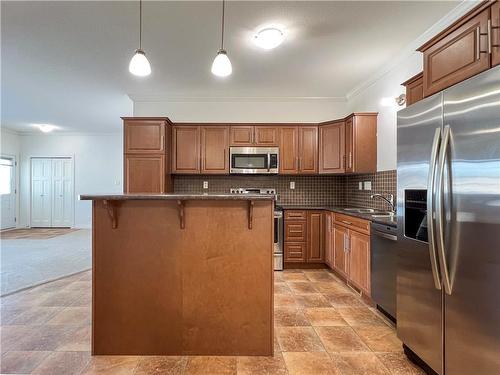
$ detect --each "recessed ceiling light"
[253,27,285,50]
[34,124,58,133]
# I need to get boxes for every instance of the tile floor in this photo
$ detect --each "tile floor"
[0,269,424,374]
[0,228,78,240]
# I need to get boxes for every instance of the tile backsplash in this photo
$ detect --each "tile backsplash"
[173,170,396,210]
[174,175,345,206]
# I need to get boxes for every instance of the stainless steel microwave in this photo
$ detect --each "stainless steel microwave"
[229,147,279,174]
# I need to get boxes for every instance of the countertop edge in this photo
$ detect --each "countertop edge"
[79,194,276,201]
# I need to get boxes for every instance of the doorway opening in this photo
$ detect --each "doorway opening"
[0,155,16,230]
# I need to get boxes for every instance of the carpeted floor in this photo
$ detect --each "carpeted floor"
[0,229,91,296]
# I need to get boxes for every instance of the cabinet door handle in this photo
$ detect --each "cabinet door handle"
[160,135,165,150]
[341,220,352,226]
[349,152,353,168]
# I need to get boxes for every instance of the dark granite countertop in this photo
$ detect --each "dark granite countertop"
[277,204,397,227]
[79,193,276,201]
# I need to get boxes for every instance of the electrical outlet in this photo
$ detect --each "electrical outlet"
[290,181,295,190]
[364,181,372,190]
[203,181,209,189]
[358,182,363,190]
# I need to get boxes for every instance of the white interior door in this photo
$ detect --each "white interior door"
[31,158,53,227]
[0,156,16,229]
[52,158,73,227]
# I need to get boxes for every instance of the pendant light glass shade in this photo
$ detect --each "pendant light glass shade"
[211,49,232,77]
[129,49,151,76]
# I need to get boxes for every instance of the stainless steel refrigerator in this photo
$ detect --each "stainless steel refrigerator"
[397,66,500,375]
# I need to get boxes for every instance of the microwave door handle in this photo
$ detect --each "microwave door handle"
[267,153,271,172]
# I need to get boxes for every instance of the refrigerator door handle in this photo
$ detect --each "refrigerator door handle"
[436,125,453,295]
[427,127,442,290]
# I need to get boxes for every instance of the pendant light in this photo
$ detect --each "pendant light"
[211,0,232,77]
[129,0,151,77]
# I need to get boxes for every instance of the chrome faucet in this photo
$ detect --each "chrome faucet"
[370,193,395,213]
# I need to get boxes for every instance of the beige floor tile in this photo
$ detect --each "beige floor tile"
[287,282,318,294]
[185,356,237,375]
[353,325,402,352]
[134,356,187,374]
[311,282,351,294]
[32,351,90,375]
[283,272,309,282]
[294,294,331,308]
[304,308,347,327]
[0,351,51,374]
[336,307,386,326]
[8,306,62,325]
[323,293,366,308]
[39,290,80,307]
[13,325,79,351]
[282,352,338,375]
[331,352,390,375]
[274,282,292,295]
[47,307,91,325]
[274,306,310,327]
[274,272,285,282]
[81,355,141,374]
[56,325,91,351]
[0,306,27,325]
[237,353,287,375]
[304,271,335,282]
[274,294,298,307]
[376,353,426,375]
[276,327,325,352]
[0,325,34,352]
[315,326,369,353]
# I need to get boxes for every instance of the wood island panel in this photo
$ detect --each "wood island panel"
[92,199,274,356]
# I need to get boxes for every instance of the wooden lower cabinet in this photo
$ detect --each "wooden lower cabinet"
[125,154,166,193]
[284,242,306,263]
[307,211,324,262]
[348,230,371,295]
[324,213,334,268]
[333,224,349,278]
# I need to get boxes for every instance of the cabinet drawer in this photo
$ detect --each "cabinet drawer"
[334,213,370,235]
[284,210,307,220]
[285,221,306,242]
[284,242,306,263]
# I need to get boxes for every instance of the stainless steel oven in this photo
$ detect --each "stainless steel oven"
[230,147,279,174]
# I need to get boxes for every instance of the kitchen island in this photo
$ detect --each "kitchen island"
[79,194,275,356]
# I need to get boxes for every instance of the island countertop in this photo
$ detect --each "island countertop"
[79,193,276,201]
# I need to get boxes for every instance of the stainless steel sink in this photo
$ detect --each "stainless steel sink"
[343,208,377,213]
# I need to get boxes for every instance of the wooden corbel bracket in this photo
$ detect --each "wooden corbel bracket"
[103,200,119,229]
[248,200,254,229]
[177,200,186,229]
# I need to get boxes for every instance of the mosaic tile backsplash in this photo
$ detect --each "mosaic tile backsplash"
[173,170,397,210]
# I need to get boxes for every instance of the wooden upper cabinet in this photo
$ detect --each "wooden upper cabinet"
[307,211,324,262]
[492,2,500,67]
[319,121,345,174]
[279,127,299,174]
[201,126,229,174]
[333,224,349,278]
[172,126,200,174]
[230,126,254,146]
[419,8,490,97]
[125,154,165,193]
[124,119,166,154]
[345,117,354,173]
[344,114,377,174]
[348,231,371,295]
[254,126,278,146]
[402,72,424,106]
[299,127,318,174]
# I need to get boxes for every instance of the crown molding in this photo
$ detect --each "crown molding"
[345,0,480,100]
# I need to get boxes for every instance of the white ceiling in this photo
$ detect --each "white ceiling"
[2,1,461,133]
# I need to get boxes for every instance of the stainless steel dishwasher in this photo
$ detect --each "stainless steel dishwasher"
[371,222,398,322]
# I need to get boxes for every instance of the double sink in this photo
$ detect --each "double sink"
[342,208,395,219]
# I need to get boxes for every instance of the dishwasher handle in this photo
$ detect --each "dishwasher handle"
[372,229,397,242]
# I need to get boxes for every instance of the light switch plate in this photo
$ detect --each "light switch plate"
[290,181,295,190]
[358,182,363,190]
[364,181,372,190]
[203,181,209,189]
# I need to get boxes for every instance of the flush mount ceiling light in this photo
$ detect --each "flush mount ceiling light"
[34,124,57,133]
[253,27,285,50]
[211,0,232,77]
[129,0,151,77]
